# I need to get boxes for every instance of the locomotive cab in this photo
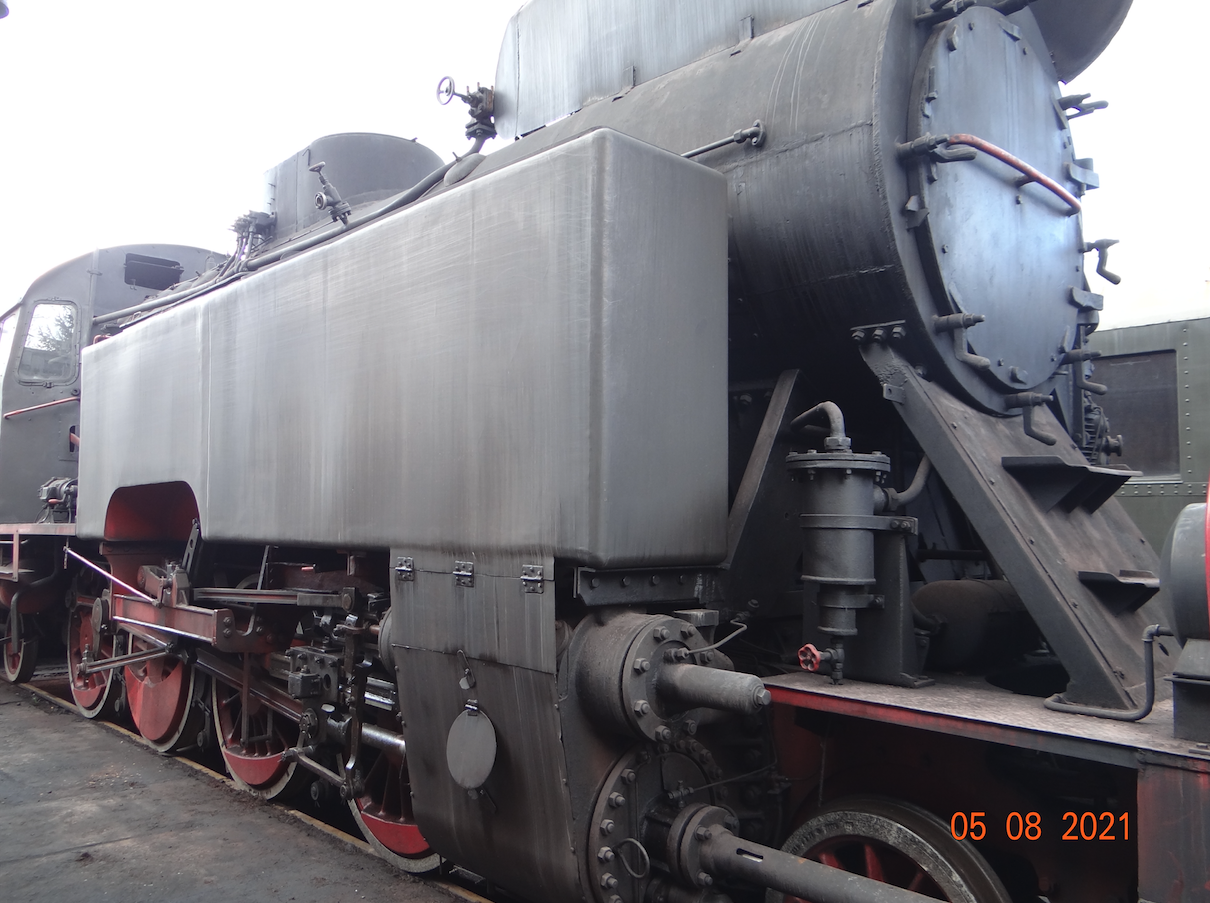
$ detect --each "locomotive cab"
[0,245,221,524]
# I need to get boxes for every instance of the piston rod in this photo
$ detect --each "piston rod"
[360,723,407,759]
[657,663,771,715]
[78,641,175,675]
[698,826,938,903]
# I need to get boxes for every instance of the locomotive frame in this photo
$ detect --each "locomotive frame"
[3,2,1209,902]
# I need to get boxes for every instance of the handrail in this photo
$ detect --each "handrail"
[3,396,79,419]
[946,133,1082,215]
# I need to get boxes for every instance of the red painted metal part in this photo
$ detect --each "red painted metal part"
[219,744,290,788]
[766,684,1051,756]
[194,648,303,722]
[352,732,433,860]
[211,672,296,794]
[68,598,113,713]
[769,676,1210,898]
[103,481,199,542]
[946,133,1081,215]
[1137,764,1210,901]
[111,592,276,655]
[797,643,823,672]
[355,803,431,856]
[124,634,194,748]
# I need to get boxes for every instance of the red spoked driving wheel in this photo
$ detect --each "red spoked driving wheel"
[768,796,1011,903]
[67,598,121,718]
[211,673,306,800]
[1,607,38,684]
[349,738,439,873]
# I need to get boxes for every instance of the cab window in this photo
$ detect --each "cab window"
[18,301,77,384]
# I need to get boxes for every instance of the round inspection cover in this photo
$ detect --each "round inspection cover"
[909,6,1085,397]
[446,707,498,790]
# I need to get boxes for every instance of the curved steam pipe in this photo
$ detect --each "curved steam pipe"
[881,456,932,511]
[790,402,846,440]
[1044,625,1175,721]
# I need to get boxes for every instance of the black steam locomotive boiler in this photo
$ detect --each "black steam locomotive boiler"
[3,1,1208,901]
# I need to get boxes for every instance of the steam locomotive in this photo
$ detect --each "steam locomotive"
[4,1,1208,901]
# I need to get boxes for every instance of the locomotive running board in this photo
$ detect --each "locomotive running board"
[860,344,1175,710]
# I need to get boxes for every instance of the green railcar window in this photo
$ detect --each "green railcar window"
[18,301,77,384]
[1097,350,1179,477]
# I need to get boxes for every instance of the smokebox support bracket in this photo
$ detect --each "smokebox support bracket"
[858,343,1173,710]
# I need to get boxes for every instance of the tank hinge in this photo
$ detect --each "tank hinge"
[521,564,545,594]
[453,560,475,588]
[394,556,415,582]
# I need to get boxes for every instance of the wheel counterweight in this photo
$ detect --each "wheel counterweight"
[124,635,204,753]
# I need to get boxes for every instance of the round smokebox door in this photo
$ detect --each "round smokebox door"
[908,5,1085,398]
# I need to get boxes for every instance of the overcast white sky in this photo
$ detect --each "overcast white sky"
[1,1,1206,329]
